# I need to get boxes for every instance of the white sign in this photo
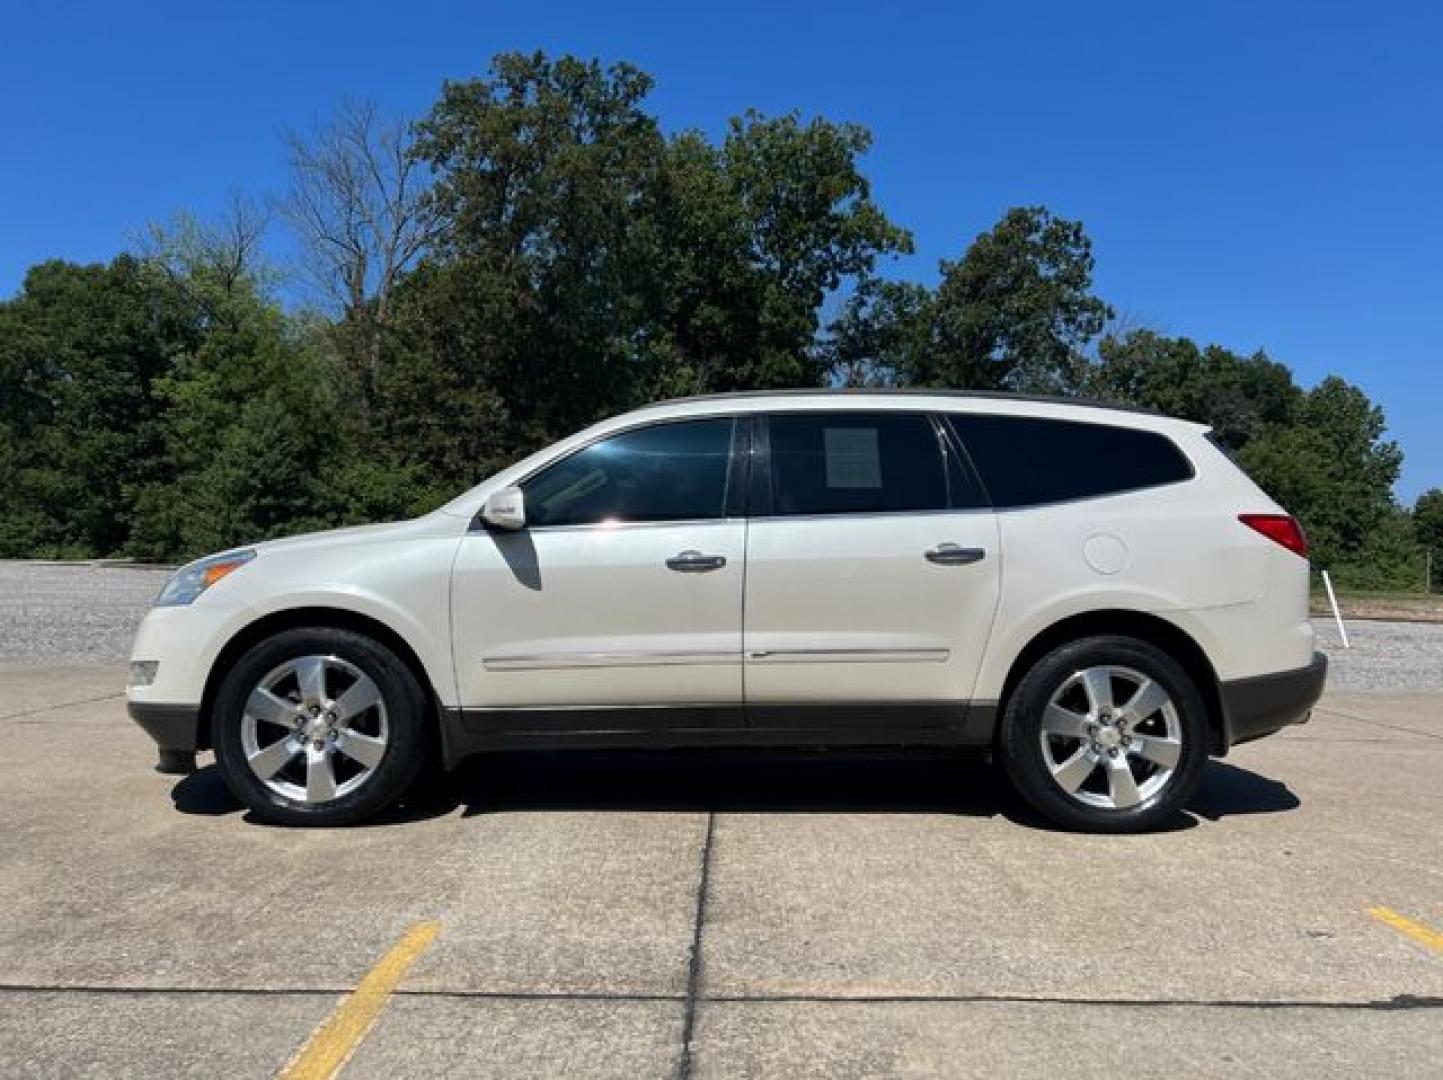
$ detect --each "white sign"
[824,427,882,488]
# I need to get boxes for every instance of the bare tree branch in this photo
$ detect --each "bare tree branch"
[132,194,272,325]
[280,98,438,387]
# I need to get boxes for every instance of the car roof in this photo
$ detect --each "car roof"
[611,388,1206,434]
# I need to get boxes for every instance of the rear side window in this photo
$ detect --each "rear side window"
[948,413,1193,508]
[764,412,960,516]
[522,418,737,527]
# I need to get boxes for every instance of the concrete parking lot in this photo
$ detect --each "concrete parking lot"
[1,563,1440,1077]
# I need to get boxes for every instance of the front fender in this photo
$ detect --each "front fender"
[127,534,462,711]
[231,586,458,707]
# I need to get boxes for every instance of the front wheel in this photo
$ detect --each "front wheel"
[212,628,430,826]
[999,635,1210,833]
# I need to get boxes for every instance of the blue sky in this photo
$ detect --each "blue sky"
[3,1,1439,499]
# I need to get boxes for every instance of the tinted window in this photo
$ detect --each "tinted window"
[765,413,955,516]
[523,419,736,527]
[948,413,1193,508]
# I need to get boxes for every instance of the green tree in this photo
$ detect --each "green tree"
[1089,330,1300,449]
[1411,488,1443,590]
[1343,507,1424,591]
[405,52,669,465]
[126,210,353,559]
[0,257,198,557]
[701,111,911,389]
[820,276,933,387]
[648,115,911,395]
[906,206,1112,393]
[389,50,911,492]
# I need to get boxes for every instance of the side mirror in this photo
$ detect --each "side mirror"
[480,485,527,531]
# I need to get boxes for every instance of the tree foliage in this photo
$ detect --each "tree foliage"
[0,257,195,556]
[1415,489,1443,589]
[1089,331,1298,450]
[905,206,1112,393]
[821,276,933,387]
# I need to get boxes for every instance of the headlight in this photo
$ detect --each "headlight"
[155,549,256,607]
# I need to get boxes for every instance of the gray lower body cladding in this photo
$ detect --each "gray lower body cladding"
[1218,651,1328,749]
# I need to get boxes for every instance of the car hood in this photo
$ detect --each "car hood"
[250,513,462,556]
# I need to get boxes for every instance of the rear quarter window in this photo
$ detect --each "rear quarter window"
[947,413,1194,508]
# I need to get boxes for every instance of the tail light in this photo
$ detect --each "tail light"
[1238,513,1308,559]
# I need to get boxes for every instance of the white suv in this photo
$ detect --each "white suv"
[128,391,1326,832]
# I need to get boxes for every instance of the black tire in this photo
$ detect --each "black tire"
[212,628,430,826]
[999,635,1210,833]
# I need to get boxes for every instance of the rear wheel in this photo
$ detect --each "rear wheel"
[213,628,429,826]
[999,635,1209,833]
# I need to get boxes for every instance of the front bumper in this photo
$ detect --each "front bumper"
[1219,651,1328,750]
[128,702,202,774]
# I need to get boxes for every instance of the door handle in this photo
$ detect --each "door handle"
[925,543,985,566]
[666,550,727,573]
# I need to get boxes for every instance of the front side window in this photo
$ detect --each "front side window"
[764,412,955,516]
[947,413,1194,508]
[522,418,737,528]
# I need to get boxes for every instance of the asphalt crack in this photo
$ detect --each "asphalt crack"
[1312,706,1443,742]
[676,809,718,1080]
[0,691,124,723]
[0,983,1437,1012]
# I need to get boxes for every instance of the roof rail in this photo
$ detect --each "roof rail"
[658,386,1166,418]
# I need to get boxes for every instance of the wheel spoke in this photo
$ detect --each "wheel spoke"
[1132,735,1182,770]
[294,656,328,706]
[1081,668,1114,715]
[245,654,388,803]
[1121,678,1169,727]
[247,736,299,780]
[305,746,337,802]
[1043,704,1091,740]
[331,674,381,723]
[246,687,296,727]
[337,730,386,770]
[1051,747,1096,794]
[1105,754,1142,808]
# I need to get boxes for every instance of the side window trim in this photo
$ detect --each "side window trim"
[514,415,746,531]
[723,416,752,520]
[746,414,773,518]
[929,413,993,511]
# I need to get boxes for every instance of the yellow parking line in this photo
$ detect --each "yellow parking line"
[279,921,441,1080]
[1367,907,1443,956]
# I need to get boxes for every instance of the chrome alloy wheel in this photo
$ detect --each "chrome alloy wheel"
[1038,664,1183,811]
[240,654,389,805]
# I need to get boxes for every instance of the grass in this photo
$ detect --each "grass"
[1311,585,1443,622]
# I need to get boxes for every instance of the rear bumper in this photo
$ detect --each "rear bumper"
[128,702,202,774]
[1219,651,1327,750]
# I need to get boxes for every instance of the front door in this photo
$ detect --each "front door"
[451,416,747,728]
[742,411,1002,726]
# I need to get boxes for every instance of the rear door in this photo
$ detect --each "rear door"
[742,410,1002,726]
